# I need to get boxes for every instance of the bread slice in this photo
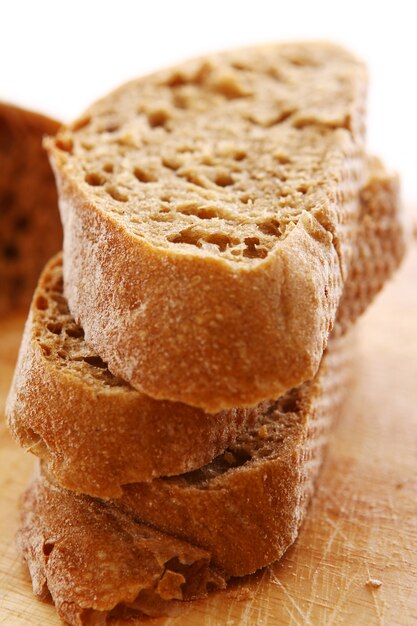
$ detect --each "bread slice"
[333,156,406,336]
[6,158,404,498]
[6,255,266,498]
[0,103,62,315]
[47,42,368,411]
[18,471,227,624]
[20,329,353,626]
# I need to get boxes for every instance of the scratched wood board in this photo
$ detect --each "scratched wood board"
[0,243,416,626]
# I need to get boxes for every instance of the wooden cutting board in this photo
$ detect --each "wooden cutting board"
[0,244,416,626]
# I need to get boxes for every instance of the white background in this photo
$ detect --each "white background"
[1,0,416,207]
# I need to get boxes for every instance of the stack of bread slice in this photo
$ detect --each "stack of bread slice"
[5,43,405,625]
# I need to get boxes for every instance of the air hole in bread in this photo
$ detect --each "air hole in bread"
[134,167,157,183]
[55,137,73,153]
[3,243,19,260]
[258,219,280,237]
[240,194,252,205]
[85,172,106,187]
[103,163,114,173]
[297,183,308,194]
[178,171,207,188]
[214,172,234,187]
[276,392,300,414]
[243,237,268,259]
[147,109,170,129]
[83,355,108,369]
[66,325,85,339]
[162,156,180,171]
[233,150,247,162]
[177,205,220,220]
[106,186,128,202]
[40,343,51,356]
[47,322,63,335]
[168,229,201,247]
[36,295,48,311]
[103,123,120,133]
[42,541,55,560]
[204,233,235,251]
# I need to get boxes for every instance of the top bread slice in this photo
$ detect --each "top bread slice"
[47,42,367,411]
[0,103,62,315]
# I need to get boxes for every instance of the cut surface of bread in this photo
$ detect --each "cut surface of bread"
[48,42,368,411]
[6,158,404,498]
[18,472,227,626]
[6,257,266,498]
[20,328,353,626]
[0,103,62,315]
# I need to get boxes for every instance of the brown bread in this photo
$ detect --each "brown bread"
[0,103,62,315]
[6,159,404,498]
[20,331,351,625]
[18,471,227,625]
[47,42,367,411]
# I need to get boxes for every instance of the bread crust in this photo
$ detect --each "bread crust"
[6,256,267,498]
[18,472,227,625]
[0,102,62,315]
[6,159,404,498]
[117,331,354,576]
[47,43,368,411]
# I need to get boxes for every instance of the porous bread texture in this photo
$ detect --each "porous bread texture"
[47,42,368,411]
[6,256,266,498]
[0,103,62,315]
[18,472,226,625]
[333,156,406,336]
[6,158,405,499]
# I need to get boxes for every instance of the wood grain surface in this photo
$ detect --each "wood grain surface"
[0,244,416,626]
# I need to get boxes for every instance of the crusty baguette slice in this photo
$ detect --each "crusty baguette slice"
[6,158,405,498]
[20,330,352,626]
[0,103,62,315]
[117,331,354,577]
[6,256,266,498]
[18,471,227,625]
[47,42,367,411]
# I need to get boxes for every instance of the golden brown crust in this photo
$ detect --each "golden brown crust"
[47,42,368,411]
[0,102,62,315]
[117,331,355,576]
[18,472,227,625]
[6,158,405,498]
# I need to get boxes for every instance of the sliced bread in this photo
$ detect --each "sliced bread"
[21,327,353,626]
[6,256,266,498]
[47,42,367,411]
[18,471,227,625]
[6,158,404,498]
[0,103,62,315]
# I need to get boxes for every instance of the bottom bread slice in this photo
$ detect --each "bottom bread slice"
[19,332,353,624]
